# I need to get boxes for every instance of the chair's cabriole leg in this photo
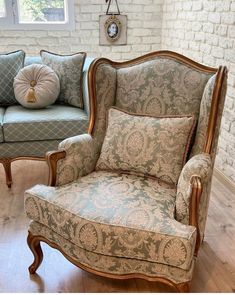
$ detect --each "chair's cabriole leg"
[1,158,12,188]
[27,232,44,274]
[176,281,190,292]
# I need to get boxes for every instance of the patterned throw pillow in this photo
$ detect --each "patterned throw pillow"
[0,50,25,106]
[40,50,86,108]
[96,107,196,186]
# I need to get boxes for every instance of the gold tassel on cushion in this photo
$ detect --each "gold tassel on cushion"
[26,80,37,103]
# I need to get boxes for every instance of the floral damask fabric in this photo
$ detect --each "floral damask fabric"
[96,108,195,186]
[190,75,216,157]
[56,63,117,186]
[41,50,86,108]
[56,134,99,186]
[197,77,227,241]
[175,153,212,227]
[29,221,195,284]
[116,57,212,118]
[25,170,196,270]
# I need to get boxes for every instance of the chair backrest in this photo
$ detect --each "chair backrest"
[88,51,227,165]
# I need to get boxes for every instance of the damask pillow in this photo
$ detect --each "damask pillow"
[0,50,25,106]
[96,108,196,186]
[13,64,60,109]
[40,50,86,108]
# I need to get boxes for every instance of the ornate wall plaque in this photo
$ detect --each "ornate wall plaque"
[99,0,127,46]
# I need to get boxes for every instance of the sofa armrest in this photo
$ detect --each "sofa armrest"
[47,134,99,186]
[175,153,212,253]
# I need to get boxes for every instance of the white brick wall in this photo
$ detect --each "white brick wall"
[0,0,234,182]
[0,0,163,60]
[162,0,235,183]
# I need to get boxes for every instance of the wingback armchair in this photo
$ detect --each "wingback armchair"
[24,51,227,292]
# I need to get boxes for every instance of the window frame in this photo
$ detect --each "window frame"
[0,0,75,30]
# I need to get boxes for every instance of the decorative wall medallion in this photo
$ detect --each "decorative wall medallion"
[99,0,127,46]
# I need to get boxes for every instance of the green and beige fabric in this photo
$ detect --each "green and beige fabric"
[0,50,25,106]
[41,50,86,108]
[24,51,227,292]
[0,54,94,187]
[96,107,196,186]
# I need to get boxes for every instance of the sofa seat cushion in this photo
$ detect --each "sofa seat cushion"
[25,171,196,270]
[0,107,5,142]
[3,105,89,142]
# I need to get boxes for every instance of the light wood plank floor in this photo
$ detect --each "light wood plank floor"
[0,160,234,292]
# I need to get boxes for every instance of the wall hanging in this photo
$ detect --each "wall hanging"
[99,0,127,45]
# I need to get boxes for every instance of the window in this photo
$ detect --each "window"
[0,0,75,30]
[0,0,6,18]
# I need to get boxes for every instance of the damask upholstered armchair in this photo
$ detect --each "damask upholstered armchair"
[24,51,227,292]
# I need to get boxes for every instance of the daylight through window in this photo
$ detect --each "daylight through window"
[0,0,74,29]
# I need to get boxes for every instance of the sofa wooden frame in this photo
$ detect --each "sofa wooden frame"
[25,51,227,292]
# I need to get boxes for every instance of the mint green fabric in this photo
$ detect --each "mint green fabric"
[3,105,88,142]
[0,50,25,106]
[0,139,60,158]
[41,50,86,108]
[0,107,4,142]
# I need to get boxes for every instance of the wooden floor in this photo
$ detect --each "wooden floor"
[0,160,235,292]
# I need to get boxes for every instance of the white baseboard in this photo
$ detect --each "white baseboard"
[213,167,235,194]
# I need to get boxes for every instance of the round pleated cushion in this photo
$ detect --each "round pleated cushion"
[13,64,60,109]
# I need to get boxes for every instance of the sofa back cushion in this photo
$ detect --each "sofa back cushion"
[0,50,25,106]
[96,107,196,186]
[41,50,86,108]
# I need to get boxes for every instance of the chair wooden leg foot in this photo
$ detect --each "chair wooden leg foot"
[1,158,12,188]
[176,281,190,292]
[27,232,44,274]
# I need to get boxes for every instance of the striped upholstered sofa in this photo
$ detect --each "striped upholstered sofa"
[0,54,93,187]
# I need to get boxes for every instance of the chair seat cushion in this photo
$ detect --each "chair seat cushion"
[25,171,196,270]
[29,221,195,284]
[0,107,4,143]
[3,105,89,142]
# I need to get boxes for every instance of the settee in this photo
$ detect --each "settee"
[0,55,94,187]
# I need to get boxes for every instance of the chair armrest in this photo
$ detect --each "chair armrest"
[175,153,212,254]
[46,134,99,186]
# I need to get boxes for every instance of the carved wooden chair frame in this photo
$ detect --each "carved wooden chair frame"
[23,51,227,292]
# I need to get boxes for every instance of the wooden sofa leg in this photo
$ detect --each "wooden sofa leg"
[1,158,12,188]
[27,232,44,274]
[176,282,190,292]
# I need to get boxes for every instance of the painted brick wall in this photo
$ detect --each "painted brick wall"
[0,0,234,182]
[0,0,163,60]
[161,0,235,183]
